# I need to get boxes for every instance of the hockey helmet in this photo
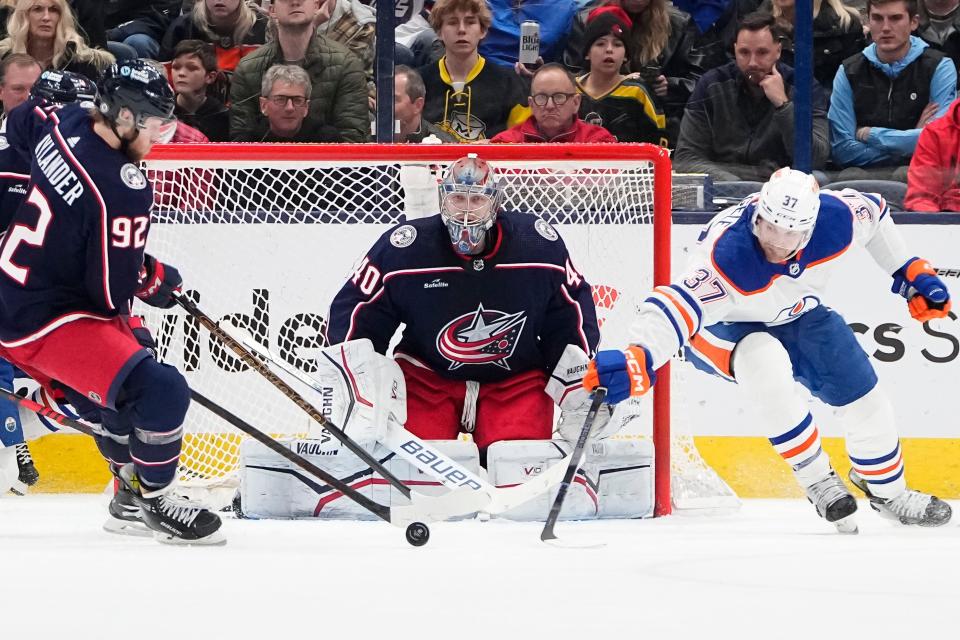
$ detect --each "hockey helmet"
[99,59,175,129]
[439,154,503,255]
[30,70,98,107]
[753,168,821,256]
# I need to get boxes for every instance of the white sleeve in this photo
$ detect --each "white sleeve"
[835,189,910,274]
[629,260,737,369]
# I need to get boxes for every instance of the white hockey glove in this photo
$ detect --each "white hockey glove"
[312,339,407,447]
[546,345,616,443]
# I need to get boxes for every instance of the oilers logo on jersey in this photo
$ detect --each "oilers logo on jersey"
[436,304,527,370]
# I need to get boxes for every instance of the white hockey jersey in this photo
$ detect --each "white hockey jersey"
[631,189,912,373]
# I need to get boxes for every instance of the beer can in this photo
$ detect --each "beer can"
[519,21,540,65]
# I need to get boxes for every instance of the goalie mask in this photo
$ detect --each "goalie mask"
[752,167,820,261]
[439,155,503,255]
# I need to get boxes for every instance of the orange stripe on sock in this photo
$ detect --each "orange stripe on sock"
[779,428,820,460]
[855,453,903,476]
[690,334,732,377]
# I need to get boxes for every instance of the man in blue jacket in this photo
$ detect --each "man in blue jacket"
[828,0,957,181]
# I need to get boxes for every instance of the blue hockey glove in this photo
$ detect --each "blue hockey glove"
[136,255,182,309]
[582,346,656,405]
[891,257,951,322]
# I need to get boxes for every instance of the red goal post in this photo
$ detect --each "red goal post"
[142,142,678,516]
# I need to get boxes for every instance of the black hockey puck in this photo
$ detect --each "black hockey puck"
[405,522,430,547]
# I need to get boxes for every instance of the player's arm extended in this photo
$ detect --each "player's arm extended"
[325,253,401,353]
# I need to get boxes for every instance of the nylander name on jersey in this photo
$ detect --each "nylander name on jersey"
[0,103,153,344]
[631,188,911,369]
[327,211,600,384]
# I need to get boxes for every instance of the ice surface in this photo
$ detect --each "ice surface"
[2,495,958,639]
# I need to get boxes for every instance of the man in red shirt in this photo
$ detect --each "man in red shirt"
[492,63,616,143]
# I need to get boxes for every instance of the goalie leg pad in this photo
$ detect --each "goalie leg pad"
[486,439,654,521]
[239,436,481,520]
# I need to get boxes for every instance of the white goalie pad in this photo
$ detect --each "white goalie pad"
[239,436,481,520]
[310,339,407,446]
[486,439,654,521]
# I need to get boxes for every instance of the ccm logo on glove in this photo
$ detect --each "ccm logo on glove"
[582,345,656,404]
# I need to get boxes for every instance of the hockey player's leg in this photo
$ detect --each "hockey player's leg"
[117,359,224,545]
[0,359,31,494]
[475,370,553,451]
[733,331,858,532]
[839,387,951,527]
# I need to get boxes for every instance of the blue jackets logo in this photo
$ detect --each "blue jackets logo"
[436,303,527,370]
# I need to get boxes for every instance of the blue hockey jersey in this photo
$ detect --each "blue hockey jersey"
[327,212,600,383]
[0,104,153,344]
[0,100,59,233]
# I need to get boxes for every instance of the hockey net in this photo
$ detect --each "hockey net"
[139,143,737,515]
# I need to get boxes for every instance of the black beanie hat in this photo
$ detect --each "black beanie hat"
[582,5,634,62]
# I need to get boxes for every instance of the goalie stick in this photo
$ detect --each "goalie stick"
[236,333,569,515]
[172,292,415,499]
[540,387,608,547]
[188,389,487,536]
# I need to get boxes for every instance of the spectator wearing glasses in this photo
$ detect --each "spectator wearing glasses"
[491,62,616,142]
[575,6,668,145]
[235,63,340,142]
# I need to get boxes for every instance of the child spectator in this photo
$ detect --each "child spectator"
[171,39,230,142]
[575,6,668,145]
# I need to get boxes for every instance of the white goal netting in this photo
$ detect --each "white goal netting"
[139,143,737,514]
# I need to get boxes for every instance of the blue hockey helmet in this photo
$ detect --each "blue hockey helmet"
[99,59,175,129]
[30,70,98,107]
[439,154,503,255]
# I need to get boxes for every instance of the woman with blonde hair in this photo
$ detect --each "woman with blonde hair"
[0,0,113,81]
[760,0,865,90]
[563,0,703,144]
[160,0,268,72]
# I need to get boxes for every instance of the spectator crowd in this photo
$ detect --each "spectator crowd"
[2,0,960,210]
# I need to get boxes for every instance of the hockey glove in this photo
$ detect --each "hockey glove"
[136,255,182,309]
[546,345,616,442]
[582,346,656,405]
[127,316,157,358]
[891,257,952,322]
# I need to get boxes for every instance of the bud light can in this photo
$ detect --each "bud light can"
[519,21,540,66]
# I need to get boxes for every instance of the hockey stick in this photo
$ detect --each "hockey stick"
[0,387,100,438]
[189,389,488,545]
[172,291,414,498]
[934,267,960,278]
[238,334,569,515]
[540,387,607,547]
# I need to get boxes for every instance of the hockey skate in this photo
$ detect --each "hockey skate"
[804,471,858,534]
[102,465,151,537]
[849,469,952,527]
[15,442,39,488]
[117,464,225,545]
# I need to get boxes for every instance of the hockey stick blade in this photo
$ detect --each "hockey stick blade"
[540,387,607,545]
[239,333,570,515]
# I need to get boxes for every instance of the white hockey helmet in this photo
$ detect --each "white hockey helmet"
[439,154,503,255]
[753,168,821,252]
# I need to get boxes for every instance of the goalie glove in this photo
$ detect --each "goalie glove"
[136,255,182,309]
[312,339,406,447]
[546,345,615,443]
[891,257,952,322]
[583,345,656,405]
